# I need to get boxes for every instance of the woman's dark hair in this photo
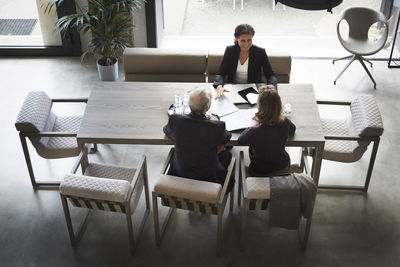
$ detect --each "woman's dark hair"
[234,24,255,45]
[255,89,283,126]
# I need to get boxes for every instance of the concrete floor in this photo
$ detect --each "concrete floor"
[1,56,400,267]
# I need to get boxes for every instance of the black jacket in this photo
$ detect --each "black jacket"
[163,113,232,183]
[213,44,278,88]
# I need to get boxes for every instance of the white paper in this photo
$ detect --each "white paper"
[223,85,246,104]
[220,108,257,131]
[246,93,258,105]
[209,94,239,117]
[224,83,258,104]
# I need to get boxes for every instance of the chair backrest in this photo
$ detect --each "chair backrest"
[15,91,52,134]
[337,7,388,55]
[349,95,384,137]
[339,7,387,41]
[123,48,207,82]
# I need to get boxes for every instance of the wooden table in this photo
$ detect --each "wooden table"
[77,82,325,184]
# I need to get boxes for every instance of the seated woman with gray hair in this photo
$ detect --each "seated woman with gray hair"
[163,87,234,192]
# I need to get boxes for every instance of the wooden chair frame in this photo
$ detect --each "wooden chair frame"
[238,151,312,250]
[311,100,381,192]
[18,97,97,189]
[152,148,235,257]
[60,148,150,255]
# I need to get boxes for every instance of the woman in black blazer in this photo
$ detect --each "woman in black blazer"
[213,24,278,98]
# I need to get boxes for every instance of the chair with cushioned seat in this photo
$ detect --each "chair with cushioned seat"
[152,148,235,257]
[238,151,315,250]
[309,95,384,192]
[15,91,96,189]
[333,7,389,88]
[15,91,97,188]
[59,148,150,255]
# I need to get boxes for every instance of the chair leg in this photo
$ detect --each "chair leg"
[229,188,234,214]
[19,133,60,188]
[60,193,91,246]
[152,194,161,246]
[61,194,76,245]
[362,56,373,67]
[125,205,136,255]
[358,57,377,88]
[143,159,151,210]
[298,216,312,250]
[240,198,249,251]
[238,164,242,207]
[90,143,98,153]
[238,180,242,207]
[125,167,151,254]
[216,209,223,257]
[363,138,380,192]
[334,55,356,85]
[152,194,174,246]
[332,55,353,64]
[300,148,305,172]
[19,133,37,188]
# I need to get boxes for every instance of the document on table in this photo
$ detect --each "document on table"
[246,93,258,105]
[224,83,258,104]
[209,92,238,117]
[220,108,257,131]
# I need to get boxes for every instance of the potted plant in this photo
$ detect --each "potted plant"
[45,0,144,81]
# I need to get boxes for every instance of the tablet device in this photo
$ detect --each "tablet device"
[238,87,259,105]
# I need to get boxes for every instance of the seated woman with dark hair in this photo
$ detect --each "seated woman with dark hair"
[213,24,278,98]
[238,86,296,176]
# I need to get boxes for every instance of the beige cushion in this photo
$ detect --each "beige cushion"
[154,174,222,204]
[60,173,131,203]
[321,118,368,162]
[84,163,142,212]
[124,73,205,83]
[207,49,225,75]
[15,91,52,133]
[246,177,271,199]
[267,50,292,76]
[350,95,384,137]
[84,163,136,182]
[33,115,82,159]
[123,48,207,82]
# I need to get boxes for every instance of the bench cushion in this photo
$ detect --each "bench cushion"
[154,174,222,204]
[123,48,207,82]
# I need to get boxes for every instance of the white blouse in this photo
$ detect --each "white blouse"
[234,58,248,84]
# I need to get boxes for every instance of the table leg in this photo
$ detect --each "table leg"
[311,143,324,185]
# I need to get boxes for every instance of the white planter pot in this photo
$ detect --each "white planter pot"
[97,58,118,81]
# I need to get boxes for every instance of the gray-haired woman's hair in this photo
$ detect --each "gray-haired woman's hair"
[234,24,255,45]
[189,87,212,115]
